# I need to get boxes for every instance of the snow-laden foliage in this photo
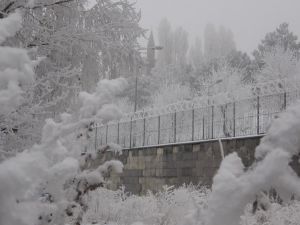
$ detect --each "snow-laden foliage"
[0,10,21,42]
[0,11,34,115]
[0,10,37,159]
[52,184,300,225]
[0,78,127,225]
[81,185,209,225]
[204,100,300,225]
[0,0,144,155]
[241,201,300,225]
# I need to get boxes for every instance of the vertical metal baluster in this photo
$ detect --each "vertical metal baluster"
[117,122,120,145]
[94,126,98,151]
[174,112,177,143]
[202,115,205,140]
[211,105,214,139]
[143,118,146,146]
[257,96,260,135]
[105,125,108,144]
[129,118,132,148]
[283,92,287,110]
[192,109,195,141]
[158,116,160,145]
[100,126,103,146]
[233,102,236,137]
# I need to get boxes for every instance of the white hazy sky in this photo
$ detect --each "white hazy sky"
[135,0,300,54]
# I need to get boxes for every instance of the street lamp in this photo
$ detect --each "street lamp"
[133,46,163,112]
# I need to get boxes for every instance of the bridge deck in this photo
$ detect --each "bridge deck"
[91,90,300,150]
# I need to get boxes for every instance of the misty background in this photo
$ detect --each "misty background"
[136,0,300,54]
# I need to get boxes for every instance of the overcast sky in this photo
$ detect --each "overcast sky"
[135,0,300,54]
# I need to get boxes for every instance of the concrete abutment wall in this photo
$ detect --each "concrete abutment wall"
[97,136,262,194]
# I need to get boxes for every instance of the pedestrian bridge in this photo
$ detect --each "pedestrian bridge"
[91,90,299,151]
[90,90,300,194]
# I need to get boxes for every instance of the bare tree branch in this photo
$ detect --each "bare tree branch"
[0,1,15,18]
[30,0,75,9]
[1,0,76,16]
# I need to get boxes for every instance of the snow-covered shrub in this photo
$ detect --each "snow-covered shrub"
[0,10,40,159]
[81,185,209,225]
[0,77,127,225]
[79,184,300,225]
[204,100,300,225]
[0,11,34,115]
[241,201,300,225]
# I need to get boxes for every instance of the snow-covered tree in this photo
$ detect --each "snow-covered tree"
[200,63,252,104]
[173,26,189,66]
[202,23,237,77]
[254,46,300,95]
[146,31,156,75]
[157,18,173,66]
[218,25,236,57]
[1,0,144,154]
[189,36,204,72]
[253,23,300,68]
[204,23,219,61]
[155,20,191,85]
[0,11,36,159]
[0,77,128,225]
[150,82,194,108]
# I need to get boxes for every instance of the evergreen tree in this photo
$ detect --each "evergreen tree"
[173,27,189,66]
[157,18,173,66]
[147,31,156,75]
[189,37,204,71]
[218,26,236,57]
[204,23,219,60]
[253,23,300,67]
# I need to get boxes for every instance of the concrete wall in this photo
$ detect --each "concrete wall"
[96,136,263,194]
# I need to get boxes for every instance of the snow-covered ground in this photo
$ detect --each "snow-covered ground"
[78,186,300,225]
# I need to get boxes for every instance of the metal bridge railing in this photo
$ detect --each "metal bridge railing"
[91,90,300,150]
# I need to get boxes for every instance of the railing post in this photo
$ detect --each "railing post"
[105,125,108,144]
[174,112,177,143]
[211,105,214,139]
[129,119,132,148]
[192,109,195,141]
[100,127,103,146]
[158,115,160,145]
[223,104,227,137]
[94,126,98,151]
[143,118,146,146]
[257,96,260,135]
[117,122,120,145]
[202,115,205,140]
[233,102,236,137]
[283,92,287,110]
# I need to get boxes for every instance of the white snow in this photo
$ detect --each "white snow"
[0,11,34,115]
[204,101,300,225]
[84,0,97,10]
[0,11,22,43]
[0,76,127,225]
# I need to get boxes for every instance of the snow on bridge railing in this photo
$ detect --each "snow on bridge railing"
[89,90,300,150]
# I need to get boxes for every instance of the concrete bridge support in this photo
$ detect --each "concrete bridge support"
[97,136,265,194]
